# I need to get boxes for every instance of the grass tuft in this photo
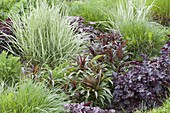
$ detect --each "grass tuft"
[105,0,168,58]
[8,0,84,67]
[0,80,68,113]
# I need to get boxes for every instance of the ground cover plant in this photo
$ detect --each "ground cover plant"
[0,0,18,20]
[0,51,21,85]
[64,102,116,113]
[112,41,170,112]
[0,0,32,21]
[0,0,62,21]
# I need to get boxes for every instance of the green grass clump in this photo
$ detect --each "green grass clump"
[0,51,21,84]
[147,0,170,14]
[67,0,117,27]
[147,0,170,25]
[106,0,168,58]
[8,1,84,67]
[0,80,68,113]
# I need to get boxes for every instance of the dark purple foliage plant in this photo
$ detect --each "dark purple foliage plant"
[112,41,170,112]
[64,102,116,113]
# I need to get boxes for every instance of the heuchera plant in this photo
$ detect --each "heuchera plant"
[112,41,170,112]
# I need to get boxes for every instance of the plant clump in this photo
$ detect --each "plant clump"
[112,41,170,112]
[56,17,130,108]
[8,1,84,67]
[0,51,21,84]
[64,102,116,113]
[106,0,169,58]
[0,80,68,113]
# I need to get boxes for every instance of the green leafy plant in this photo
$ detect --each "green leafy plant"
[0,0,61,21]
[58,55,113,108]
[0,51,21,84]
[21,64,55,87]
[0,80,69,113]
[8,1,84,67]
[0,0,17,20]
[0,0,32,21]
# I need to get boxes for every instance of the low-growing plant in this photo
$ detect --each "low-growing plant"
[0,51,21,84]
[64,102,116,113]
[21,64,55,87]
[21,60,70,87]
[112,41,170,112]
[0,80,69,113]
[0,0,17,20]
[8,1,84,67]
[52,61,70,79]
[0,0,62,21]
[0,0,33,21]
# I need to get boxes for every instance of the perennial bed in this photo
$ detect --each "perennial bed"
[0,0,170,113]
